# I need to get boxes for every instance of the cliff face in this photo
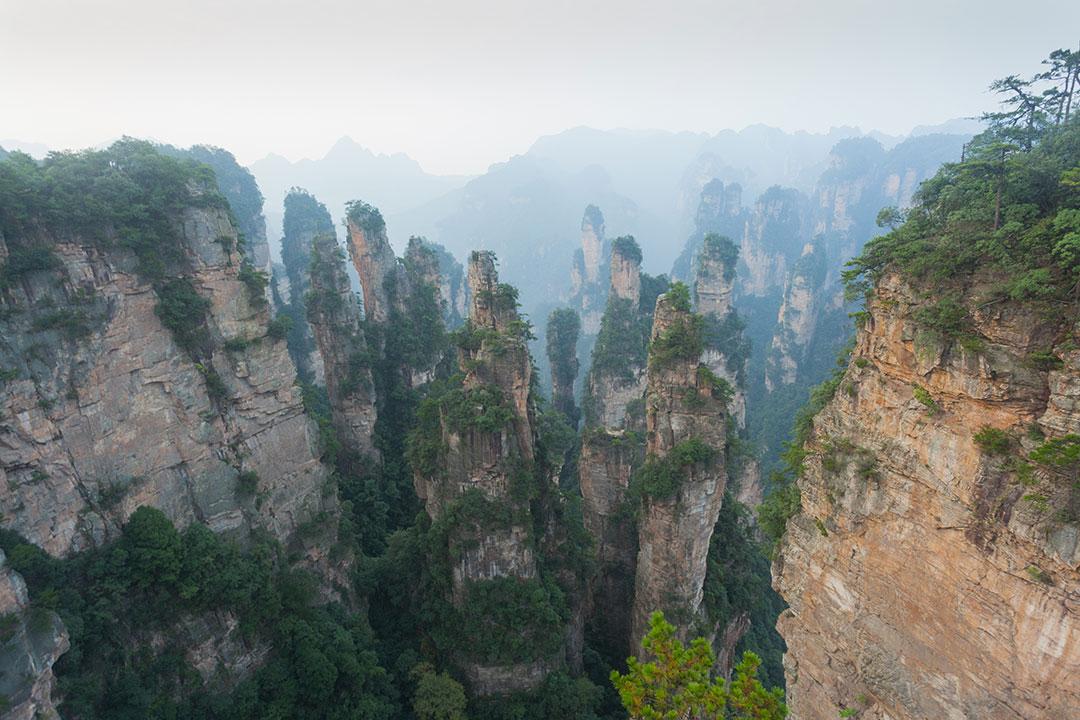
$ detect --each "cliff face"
[0,205,329,558]
[306,231,378,458]
[279,189,331,385]
[569,205,608,335]
[346,205,398,324]
[578,429,640,652]
[413,252,577,695]
[775,272,1080,719]
[765,242,830,392]
[671,180,747,282]
[694,235,748,428]
[739,186,805,298]
[631,290,728,645]
[585,239,648,429]
[0,550,68,719]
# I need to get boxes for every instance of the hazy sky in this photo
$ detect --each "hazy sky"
[3,0,1078,175]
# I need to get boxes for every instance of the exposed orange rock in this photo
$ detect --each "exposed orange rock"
[775,272,1080,719]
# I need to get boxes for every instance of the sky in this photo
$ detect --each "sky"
[2,0,1079,176]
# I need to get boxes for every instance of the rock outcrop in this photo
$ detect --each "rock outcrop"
[578,428,640,655]
[775,272,1080,719]
[279,189,331,385]
[345,202,397,324]
[306,230,378,458]
[631,288,729,646]
[739,186,805,298]
[671,180,747,282]
[412,252,578,695]
[0,550,68,720]
[694,234,749,428]
[765,242,830,391]
[584,238,648,429]
[568,205,608,335]
[0,187,329,557]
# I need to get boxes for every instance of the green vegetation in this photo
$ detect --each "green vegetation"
[912,385,941,414]
[611,611,787,719]
[0,245,61,285]
[346,200,386,234]
[703,495,788,687]
[697,365,735,404]
[237,262,269,308]
[411,663,468,720]
[649,315,705,368]
[589,297,649,380]
[236,470,259,496]
[1026,564,1054,584]
[546,308,581,422]
[757,345,852,548]
[628,438,715,504]
[0,508,398,719]
[611,235,643,265]
[0,139,228,281]
[699,233,740,282]
[456,577,568,664]
[280,189,335,383]
[266,313,293,340]
[844,50,1080,307]
[154,278,212,354]
[974,426,1013,455]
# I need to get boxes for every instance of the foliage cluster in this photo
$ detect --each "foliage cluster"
[611,611,787,720]
[346,200,386,235]
[0,139,228,281]
[699,233,740,282]
[844,52,1080,307]
[649,313,704,370]
[628,438,715,504]
[0,508,399,719]
[611,236,643,265]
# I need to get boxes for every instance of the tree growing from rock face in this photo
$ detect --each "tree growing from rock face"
[611,611,787,720]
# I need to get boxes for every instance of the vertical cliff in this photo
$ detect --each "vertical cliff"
[739,186,806,299]
[775,272,1080,718]
[409,252,582,696]
[583,237,649,428]
[631,284,729,646]
[671,180,747,282]
[0,142,330,557]
[568,205,609,336]
[306,230,378,458]
[765,241,830,392]
[694,234,750,429]
[279,188,331,385]
[346,201,398,324]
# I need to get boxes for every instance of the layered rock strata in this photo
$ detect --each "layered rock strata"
[0,205,329,557]
[631,290,729,645]
[775,272,1080,719]
[306,231,378,457]
[413,252,575,695]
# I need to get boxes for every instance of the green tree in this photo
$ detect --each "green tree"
[612,612,787,720]
[122,506,182,593]
[411,663,468,720]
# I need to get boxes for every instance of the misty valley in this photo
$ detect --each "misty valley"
[0,33,1078,720]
